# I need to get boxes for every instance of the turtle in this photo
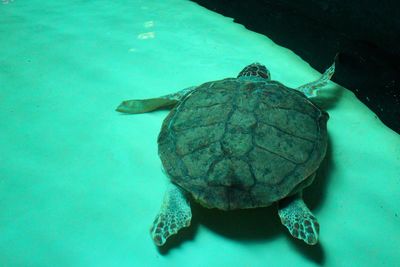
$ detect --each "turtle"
[116,59,335,247]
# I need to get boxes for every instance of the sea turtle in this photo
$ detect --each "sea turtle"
[116,59,335,246]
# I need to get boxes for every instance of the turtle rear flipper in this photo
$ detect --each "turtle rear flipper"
[278,192,320,245]
[150,183,192,246]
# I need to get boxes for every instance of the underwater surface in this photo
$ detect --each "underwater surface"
[1,0,399,266]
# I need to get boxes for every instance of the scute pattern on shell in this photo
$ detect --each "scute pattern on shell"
[158,78,328,210]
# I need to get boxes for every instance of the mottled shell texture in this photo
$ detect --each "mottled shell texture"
[158,78,328,210]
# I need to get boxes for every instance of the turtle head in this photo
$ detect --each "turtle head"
[237,63,271,81]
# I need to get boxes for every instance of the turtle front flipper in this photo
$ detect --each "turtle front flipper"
[116,86,196,114]
[277,192,320,245]
[150,183,192,246]
[296,55,337,98]
[116,97,178,114]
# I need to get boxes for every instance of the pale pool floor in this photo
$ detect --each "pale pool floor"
[0,1,399,266]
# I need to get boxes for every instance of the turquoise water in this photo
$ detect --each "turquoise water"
[1,1,399,266]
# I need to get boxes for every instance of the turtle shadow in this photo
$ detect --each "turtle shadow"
[304,135,334,211]
[312,84,344,110]
[197,203,326,265]
[288,238,326,265]
[159,200,327,265]
[195,204,281,241]
[157,203,280,254]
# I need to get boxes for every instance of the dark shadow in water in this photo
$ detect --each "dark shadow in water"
[289,237,326,265]
[312,84,344,110]
[160,197,328,263]
[196,202,326,265]
[304,135,334,211]
[195,203,280,242]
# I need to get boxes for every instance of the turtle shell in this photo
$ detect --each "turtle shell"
[158,78,329,210]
